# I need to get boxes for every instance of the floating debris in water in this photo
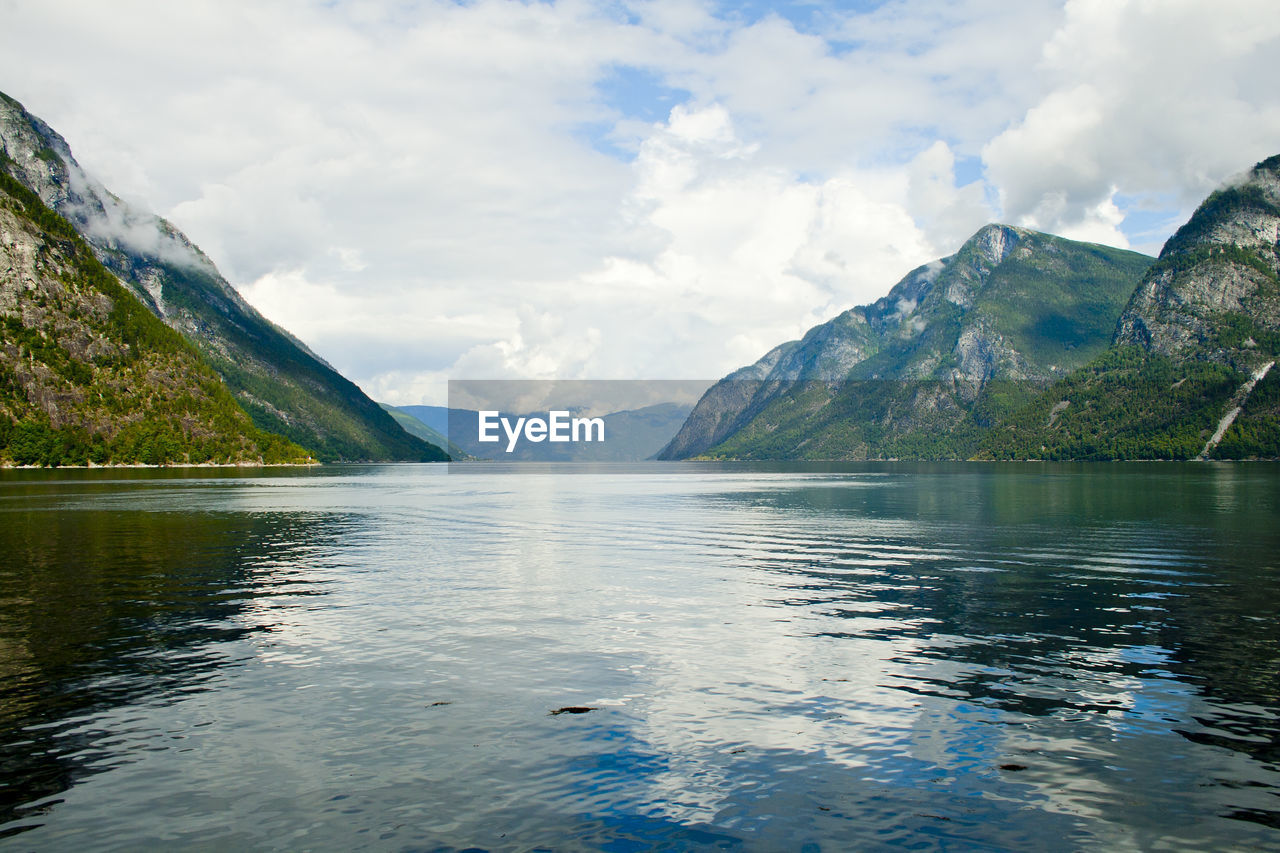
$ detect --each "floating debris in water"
[428,701,451,707]
[999,763,1028,771]
[549,706,596,715]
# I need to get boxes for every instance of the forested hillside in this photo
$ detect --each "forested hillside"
[0,166,309,466]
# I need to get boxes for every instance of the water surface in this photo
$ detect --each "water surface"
[1,463,1278,850]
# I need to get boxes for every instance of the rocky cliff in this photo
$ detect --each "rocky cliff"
[1115,154,1280,369]
[0,167,308,466]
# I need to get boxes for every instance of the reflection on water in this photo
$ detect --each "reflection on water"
[0,463,1278,850]
[0,474,346,837]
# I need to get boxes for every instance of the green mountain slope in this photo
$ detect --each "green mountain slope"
[0,167,309,466]
[660,225,1153,460]
[379,404,463,459]
[982,155,1280,461]
[976,347,1244,460]
[0,91,444,463]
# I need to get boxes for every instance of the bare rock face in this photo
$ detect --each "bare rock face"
[1114,155,1280,370]
[0,93,209,318]
[0,176,305,464]
[974,223,1019,266]
[953,322,1023,388]
[944,224,1021,309]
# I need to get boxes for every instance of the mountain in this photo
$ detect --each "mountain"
[980,155,1280,460]
[392,405,453,444]
[594,401,695,461]
[0,165,309,466]
[1115,154,1280,364]
[380,404,469,459]
[659,225,1154,460]
[0,91,444,462]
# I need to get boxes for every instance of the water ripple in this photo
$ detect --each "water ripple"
[1,463,1279,849]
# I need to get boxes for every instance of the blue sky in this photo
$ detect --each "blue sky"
[597,64,692,126]
[2,0,1279,403]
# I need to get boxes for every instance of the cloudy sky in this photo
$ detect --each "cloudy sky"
[3,0,1279,403]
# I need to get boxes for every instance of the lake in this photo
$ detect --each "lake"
[1,462,1278,851]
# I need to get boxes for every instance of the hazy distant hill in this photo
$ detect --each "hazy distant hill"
[0,165,309,466]
[397,405,453,439]
[0,91,444,463]
[379,404,465,459]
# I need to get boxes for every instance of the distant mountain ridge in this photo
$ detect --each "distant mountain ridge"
[0,91,444,462]
[379,404,470,460]
[659,225,1154,460]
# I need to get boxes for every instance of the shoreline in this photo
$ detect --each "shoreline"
[0,461,322,470]
[5,458,1277,470]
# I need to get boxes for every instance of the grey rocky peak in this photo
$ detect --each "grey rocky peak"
[0,93,222,318]
[1114,154,1280,368]
[974,223,1020,266]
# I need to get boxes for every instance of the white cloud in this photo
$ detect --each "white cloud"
[906,141,992,254]
[2,0,1278,402]
[983,0,1280,248]
[358,103,944,398]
